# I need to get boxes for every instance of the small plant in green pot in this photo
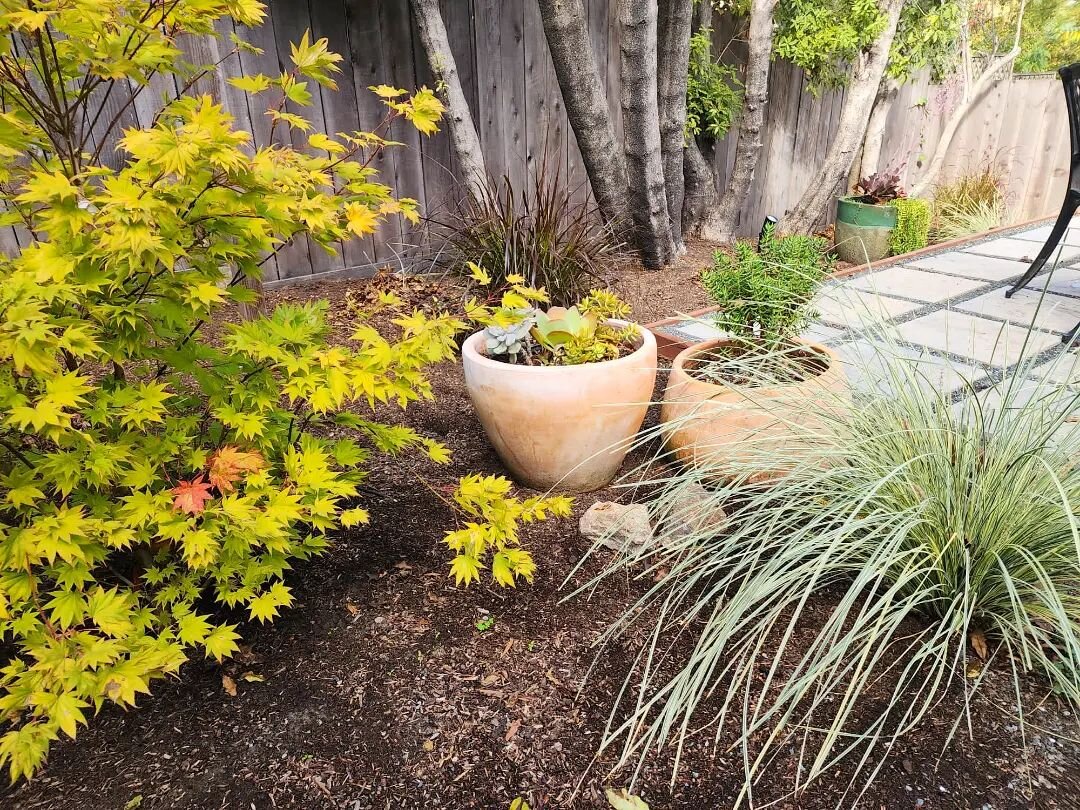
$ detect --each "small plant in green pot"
[835,172,905,264]
[661,234,847,475]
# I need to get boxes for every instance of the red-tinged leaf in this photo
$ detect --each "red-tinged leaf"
[208,445,267,493]
[171,477,214,515]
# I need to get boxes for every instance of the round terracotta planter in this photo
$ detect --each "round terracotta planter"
[660,338,848,475]
[461,321,658,493]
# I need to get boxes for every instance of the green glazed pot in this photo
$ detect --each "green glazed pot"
[834,197,897,265]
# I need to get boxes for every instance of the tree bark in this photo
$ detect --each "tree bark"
[537,0,629,228]
[781,0,907,235]
[699,0,778,242]
[692,0,712,32]
[680,0,716,237]
[620,0,674,268]
[657,0,694,253]
[682,139,717,235]
[411,0,487,197]
[859,76,899,179]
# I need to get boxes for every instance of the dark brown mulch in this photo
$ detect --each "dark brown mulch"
[604,237,718,323]
[4,274,1080,810]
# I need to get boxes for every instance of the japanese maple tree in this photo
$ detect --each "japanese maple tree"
[0,0,556,781]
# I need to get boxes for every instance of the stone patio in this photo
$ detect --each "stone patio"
[818,220,1080,402]
[652,218,1080,414]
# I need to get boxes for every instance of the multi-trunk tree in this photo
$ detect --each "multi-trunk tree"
[695,0,778,242]
[909,0,1027,197]
[537,0,696,268]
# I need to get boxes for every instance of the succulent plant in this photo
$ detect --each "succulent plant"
[531,306,598,350]
[484,315,534,357]
[853,171,905,205]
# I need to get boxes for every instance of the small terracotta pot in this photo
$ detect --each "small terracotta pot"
[660,338,847,475]
[462,321,658,492]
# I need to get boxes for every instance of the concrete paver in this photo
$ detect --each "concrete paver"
[814,287,923,328]
[892,309,1060,367]
[847,266,987,303]
[907,251,1029,283]
[963,236,1080,264]
[955,288,1080,335]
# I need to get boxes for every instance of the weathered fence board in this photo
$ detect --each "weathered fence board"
[2,1,1069,281]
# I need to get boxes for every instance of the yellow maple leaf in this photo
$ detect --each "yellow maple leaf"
[369,84,406,99]
[345,202,380,236]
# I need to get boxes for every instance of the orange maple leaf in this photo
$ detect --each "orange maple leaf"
[171,477,214,515]
[208,445,267,493]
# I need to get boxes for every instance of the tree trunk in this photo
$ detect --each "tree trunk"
[537,0,628,228]
[699,0,778,242]
[682,138,717,235]
[692,0,712,32]
[909,53,1020,198]
[620,0,674,268]
[657,0,694,253]
[911,0,1024,198]
[681,0,716,237]
[859,76,899,179]
[411,0,487,197]
[781,0,906,235]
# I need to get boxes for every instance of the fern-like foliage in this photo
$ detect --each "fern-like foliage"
[889,197,932,255]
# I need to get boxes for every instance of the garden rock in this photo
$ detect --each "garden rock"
[579,501,653,550]
[664,481,729,540]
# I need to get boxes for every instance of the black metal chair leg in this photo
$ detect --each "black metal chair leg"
[1064,319,1080,345]
[1005,194,1080,297]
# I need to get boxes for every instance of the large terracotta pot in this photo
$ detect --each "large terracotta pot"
[660,338,847,474]
[462,321,658,492]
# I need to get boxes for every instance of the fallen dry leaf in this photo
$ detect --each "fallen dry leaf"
[240,672,264,683]
[505,719,521,741]
[970,629,989,660]
[221,673,237,697]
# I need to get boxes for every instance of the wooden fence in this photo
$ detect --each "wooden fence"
[2,1,1070,283]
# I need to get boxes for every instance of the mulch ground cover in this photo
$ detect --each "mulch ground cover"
[5,256,1080,809]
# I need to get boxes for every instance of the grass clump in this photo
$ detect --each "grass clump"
[576,343,1080,806]
[434,161,625,307]
[931,165,1009,242]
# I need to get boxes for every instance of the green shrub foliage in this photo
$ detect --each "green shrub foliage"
[0,0,549,782]
[685,28,743,142]
[931,165,1008,242]
[700,233,834,345]
[889,197,932,254]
